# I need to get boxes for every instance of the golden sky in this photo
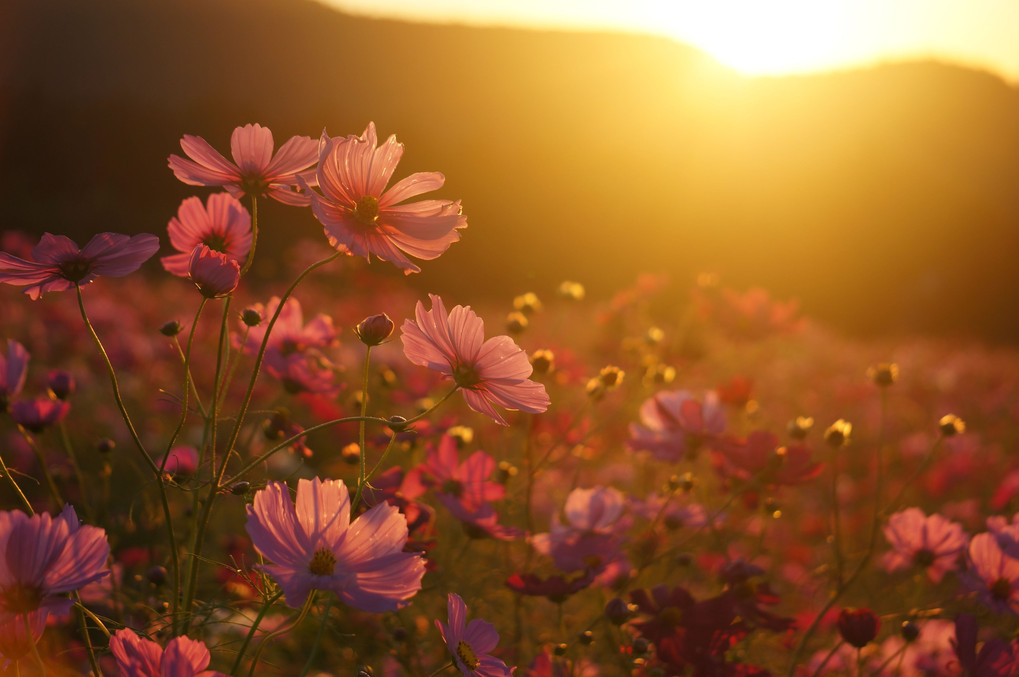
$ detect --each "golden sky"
[317,0,1019,83]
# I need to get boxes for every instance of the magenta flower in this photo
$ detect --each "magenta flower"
[414,435,505,510]
[883,507,968,582]
[0,505,109,625]
[965,532,1019,615]
[161,193,251,276]
[188,245,240,298]
[109,629,225,677]
[306,122,467,274]
[0,340,29,411]
[245,477,425,611]
[10,397,70,433]
[435,593,514,677]
[168,123,318,206]
[401,294,550,426]
[0,232,159,299]
[628,390,726,462]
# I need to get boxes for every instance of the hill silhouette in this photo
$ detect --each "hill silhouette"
[2,0,1019,341]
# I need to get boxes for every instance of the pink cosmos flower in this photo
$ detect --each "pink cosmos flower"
[10,397,70,433]
[965,532,1019,615]
[0,610,46,664]
[436,593,514,677]
[109,629,226,677]
[413,435,505,510]
[305,123,467,274]
[401,294,550,426]
[168,123,318,206]
[0,340,29,411]
[0,232,160,299]
[161,193,251,276]
[628,390,726,462]
[882,507,968,582]
[245,477,425,611]
[188,245,240,298]
[0,505,110,625]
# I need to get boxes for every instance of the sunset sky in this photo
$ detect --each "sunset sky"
[318,0,1019,83]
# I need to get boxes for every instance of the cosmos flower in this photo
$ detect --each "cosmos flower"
[401,294,550,426]
[109,629,225,677]
[10,397,70,433]
[305,122,467,274]
[168,123,318,206]
[628,390,726,462]
[435,593,514,677]
[245,477,425,611]
[882,507,968,582]
[0,340,29,411]
[413,435,505,510]
[964,532,1019,615]
[161,193,251,277]
[0,505,110,625]
[187,245,240,299]
[0,232,160,299]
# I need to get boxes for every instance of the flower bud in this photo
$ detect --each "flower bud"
[513,292,542,315]
[446,426,474,447]
[939,414,965,437]
[553,643,568,656]
[824,419,852,449]
[868,362,899,387]
[605,597,636,625]
[46,370,75,401]
[355,313,395,346]
[505,311,528,334]
[96,437,116,454]
[160,320,183,337]
[530,349,555,375]
[146,565,167,586]
[228,481,251,496]
[188,244,240,298]
[241,308,263,327]
[341,443,361,465]
[387,415,409,432]
[557,281,585,301]
[837,607,880,648]
[900,620,919,643]
[787,416,814,440]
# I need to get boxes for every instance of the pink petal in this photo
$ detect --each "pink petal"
[230,123,274,175]
[380,171,445,206]
[294,477,351,547]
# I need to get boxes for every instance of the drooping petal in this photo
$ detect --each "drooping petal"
[109,629,163,676]
[87,233,161,277]
[246,482,310,568]
[160,635,213,677]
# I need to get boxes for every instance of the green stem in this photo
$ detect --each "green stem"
[17,428,63,508]
[352,433,399,512]
[57,422,93,523]
[298,598,333,677]
[247,592,317,677]
[356,345,372,512]
[73,593,103,677]
[229,589,284,675]
[182,252,341,634]
[240,194,258,277]
[165,298,208,458]
[0,451,33,513]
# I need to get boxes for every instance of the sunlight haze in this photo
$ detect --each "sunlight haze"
[317,0,1019,82]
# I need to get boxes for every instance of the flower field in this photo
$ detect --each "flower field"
[0,123,1017,676]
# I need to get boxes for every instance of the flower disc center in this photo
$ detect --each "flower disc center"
[308,548,337,576]
[456,639,481,670]
[353,195,380,227]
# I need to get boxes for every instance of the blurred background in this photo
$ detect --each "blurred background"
[2,0,1018,342]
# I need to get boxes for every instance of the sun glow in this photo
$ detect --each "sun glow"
[654,2,863,76]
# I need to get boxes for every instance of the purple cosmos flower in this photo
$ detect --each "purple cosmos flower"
[435,593,514,677]
[0,340,29,411]
[245,477,425,611]
[965,532,1019,615]
[0,505,109,625]
[952,613,1019,677]
[305,122,467,274]
[109,629,226,676]
[628,390,726,462]
[161,193,251,276]
[0,232,159,299]
[188,245,240,298]
[401,294,550,426]
[168,123,319,206]
[883,507,968,582]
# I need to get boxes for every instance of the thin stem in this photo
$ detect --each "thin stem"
[298,599,333,677]
[352,433,399,512]
[17,428,63,508]
[229,589,284,675]
[356,345,372,514]
[57,422,93,523]
[182,252,341,633]
[426,661,456,677]
[0,452,33,513]
[74,592,103,677]
[25,613,47,676]
[165,298,209,457]
[247,592,317,677]
[240,194,258,276]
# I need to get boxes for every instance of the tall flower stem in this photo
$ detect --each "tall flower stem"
[181,252,341,634]
[229,589,284,675]
[164,298,208,457]
[355,345,372,510]
[352,433,399,512]
[298,599,333,677]
[17,428,63,508]
[76,285,181,635]
[57,422,94,523]
[0,452,32,513]
[240,195,258,277]
[246,592,317,677]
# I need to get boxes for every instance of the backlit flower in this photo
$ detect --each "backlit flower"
[0,232,159,299]
[883,507,968,582]
[306,122,467,274]
[964,532,1019,615]
[401,294,550,426]
[0,505,110,625]
[435,592,514,677]
[0,340,29,411]
[628,390,726,462]
[168,123,318,205]
[245,477,425,611]
[109,629,225,676]
[161,193,251,276]
[10,397,70,433]
[188,245,240,298]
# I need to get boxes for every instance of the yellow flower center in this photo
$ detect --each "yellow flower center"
[456,639,481,670]
[308,548,336,576]
[353,195,380,227]
[453,363,480,388]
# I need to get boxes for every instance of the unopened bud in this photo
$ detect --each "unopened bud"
[341,443,361,465]
[530,349,555,375]
[557,281,585,301]
[824,419,852,449]
[513,292,542,315]
[506,311,528,334]
[46,370,75,401]
[868,362,899,387]
[939,414,965,437]
[787,416,814,440]
[355,313,395,346]
[605,597,636,625]
[241,308,263,327]
[387,415,409,432]
[160,320,183,337]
